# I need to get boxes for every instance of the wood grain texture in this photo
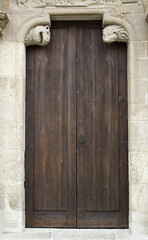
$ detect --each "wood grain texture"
[26,22,77,227]
[26,21,128,228]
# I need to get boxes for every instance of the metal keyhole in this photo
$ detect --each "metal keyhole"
[80,133,85,144]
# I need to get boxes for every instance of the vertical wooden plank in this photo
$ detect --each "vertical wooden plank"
[76,21,86,226]
[83,23,101,211]
[66,21,77,226]
[25,46,35,227]
[77,21,103,226]
[100,42,120,211]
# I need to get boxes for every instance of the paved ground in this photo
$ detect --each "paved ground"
[0,229,148,240]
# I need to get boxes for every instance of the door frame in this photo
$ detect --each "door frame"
[22,13,131,230]
[20,12,132,231]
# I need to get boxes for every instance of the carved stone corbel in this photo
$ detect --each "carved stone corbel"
[25,25,50,46]
[103,25,128,44]
[0,12,9,37]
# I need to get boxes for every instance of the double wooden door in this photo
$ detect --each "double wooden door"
[26,21,128,228]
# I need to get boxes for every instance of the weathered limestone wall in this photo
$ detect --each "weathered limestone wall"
[129,40,148,233]
[0,0,148,236]
[0,40,25,232]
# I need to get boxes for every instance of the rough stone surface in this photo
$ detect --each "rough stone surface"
[0,0,148,237]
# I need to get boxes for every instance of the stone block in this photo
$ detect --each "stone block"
[6,182,24,211]
[2,211,24,233]
[0,210,3,233]
[128,59,138,81]
[0,76,24,100]
[0,98,23,124]
[0,150,24,183]
[0,183,5,210]
[0,125,9,151]
[129,80,145,104]
[137,59,148,79]
[131,213,148,234]
[138,104,148,121]
[0,125,24,152]
[0,42,16,77]
[129,121,148,153]
[129,121,138,152]
[134,42,145,59]
[145,42,148,57]
[0,161,5,184]
[130,152,148,184]
[130,184,148,214]
[129,152,137,184]
[15,43,26,78]
[129,103,148,121]
[146,81,148,92]
[138,122,148,153]
[129,104,138,121]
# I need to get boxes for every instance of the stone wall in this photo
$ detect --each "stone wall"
[0,40,25,232]
[0,0,148,235]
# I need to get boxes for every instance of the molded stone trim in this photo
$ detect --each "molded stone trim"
[25,25,50,46]
[103,12,136,41]
[0,12,9,37]
[17,14,51,43]
[103,25,128,43]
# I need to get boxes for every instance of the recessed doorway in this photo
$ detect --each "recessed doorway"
[25,21,128,228]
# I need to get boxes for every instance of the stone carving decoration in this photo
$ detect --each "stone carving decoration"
[103,25,128,43]
[0,12,9,37]
[25,25,50,46]
[17,0,122,8]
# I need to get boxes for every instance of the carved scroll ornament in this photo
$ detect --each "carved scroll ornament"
[0,12,9,37]
[103,25,128,43]
[25,25,50,46]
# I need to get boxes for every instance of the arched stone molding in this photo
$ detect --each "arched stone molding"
[17,14,51,43]
[103,13,136,41]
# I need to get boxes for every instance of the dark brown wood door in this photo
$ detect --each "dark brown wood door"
[26,21,128,228]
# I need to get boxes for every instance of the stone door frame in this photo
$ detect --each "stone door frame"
[0,0,148,234]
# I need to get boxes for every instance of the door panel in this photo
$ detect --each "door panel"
[76,22,128,228]
[26,21,128,228]
[26,22,77,227]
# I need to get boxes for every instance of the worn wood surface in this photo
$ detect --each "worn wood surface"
[26,21,128,228]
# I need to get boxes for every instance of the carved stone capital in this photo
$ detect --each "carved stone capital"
[25,25,50,46]
[103,25,128,43]
[0,12,9,37]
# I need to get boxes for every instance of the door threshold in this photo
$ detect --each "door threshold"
[1,229,148,240]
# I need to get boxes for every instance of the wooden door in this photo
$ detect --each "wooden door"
[26,21,128,228]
